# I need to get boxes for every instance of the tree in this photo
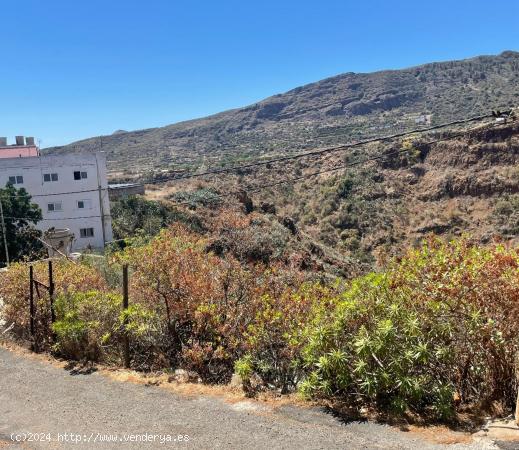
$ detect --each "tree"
[0,184,43,266]
[110,196,204,241]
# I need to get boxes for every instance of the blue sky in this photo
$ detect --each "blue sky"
[1,0,518,148]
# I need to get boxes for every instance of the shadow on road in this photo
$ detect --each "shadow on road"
[64,361,98,376]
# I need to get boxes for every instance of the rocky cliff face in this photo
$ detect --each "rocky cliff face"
[276,120,519,266]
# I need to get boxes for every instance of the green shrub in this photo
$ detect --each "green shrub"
[234,355,254,380]
[52,290,163,366]
[52,291,122,362]
[242,282,338,394]
[4,227,519,423]
[169,188,221,209]
[335,176,354,199]
[120,303,165,370]
[301,273,460,418]
[493,194,519,235]
[0,260,108,345]
[301,239,519,418]
[111,196,204,240]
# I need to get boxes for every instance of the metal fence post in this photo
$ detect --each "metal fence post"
[29,265,35,349]
[122,264,130,368]
[0,198,9,267]
[48,260,55,324]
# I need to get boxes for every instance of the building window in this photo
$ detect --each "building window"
[74,171,88,180]
[8,175,23,185]
[43,173,58,182]
[77,199,92,209]
[47,202,62,212]
[80,227,94,238]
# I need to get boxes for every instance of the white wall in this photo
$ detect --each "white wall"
[0,152,113,251]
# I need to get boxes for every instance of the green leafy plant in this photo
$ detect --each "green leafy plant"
[301,238,519,418]
[111,196,204,241]
[52,290,122,361]
[0,184,43,266]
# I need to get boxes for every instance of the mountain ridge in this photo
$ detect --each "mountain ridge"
[45,50,519,178]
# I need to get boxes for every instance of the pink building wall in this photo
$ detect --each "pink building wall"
[0,145,39,159]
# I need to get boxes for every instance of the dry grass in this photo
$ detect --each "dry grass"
[405,425,474,445]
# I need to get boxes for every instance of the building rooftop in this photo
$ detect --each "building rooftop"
[0,136,39,159]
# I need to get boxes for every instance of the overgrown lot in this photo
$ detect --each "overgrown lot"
[1,229,519,422]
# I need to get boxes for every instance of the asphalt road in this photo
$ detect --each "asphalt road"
[0,347,503,450]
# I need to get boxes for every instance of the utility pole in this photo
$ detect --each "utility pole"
[0,198,9,266]
[95,154,107,246]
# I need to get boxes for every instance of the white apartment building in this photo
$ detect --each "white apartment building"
[0,151,113,251]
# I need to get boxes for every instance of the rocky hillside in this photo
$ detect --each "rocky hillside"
[45,51,519,269]
[45,51,519,178]
[143,119,519,269]
[304,120,519,266]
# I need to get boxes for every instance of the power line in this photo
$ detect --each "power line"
[165,125,484,208]
[30,188,107,198]
[2,214,111,222]
[0,111,511,220]
[0,112,504,204]
[0,187,108,198]
[139,112,497,185]
[1,144,419,217]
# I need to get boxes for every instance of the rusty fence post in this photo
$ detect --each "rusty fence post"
[516,352,519,427]
[48,260,55,324]
[29,265,35,349]
[122,264,130,368]
[516,389,519,427]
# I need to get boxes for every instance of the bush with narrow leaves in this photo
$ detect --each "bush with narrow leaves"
[301,239,519,418]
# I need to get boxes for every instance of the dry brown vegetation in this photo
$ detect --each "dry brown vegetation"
[140,120,519,270]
